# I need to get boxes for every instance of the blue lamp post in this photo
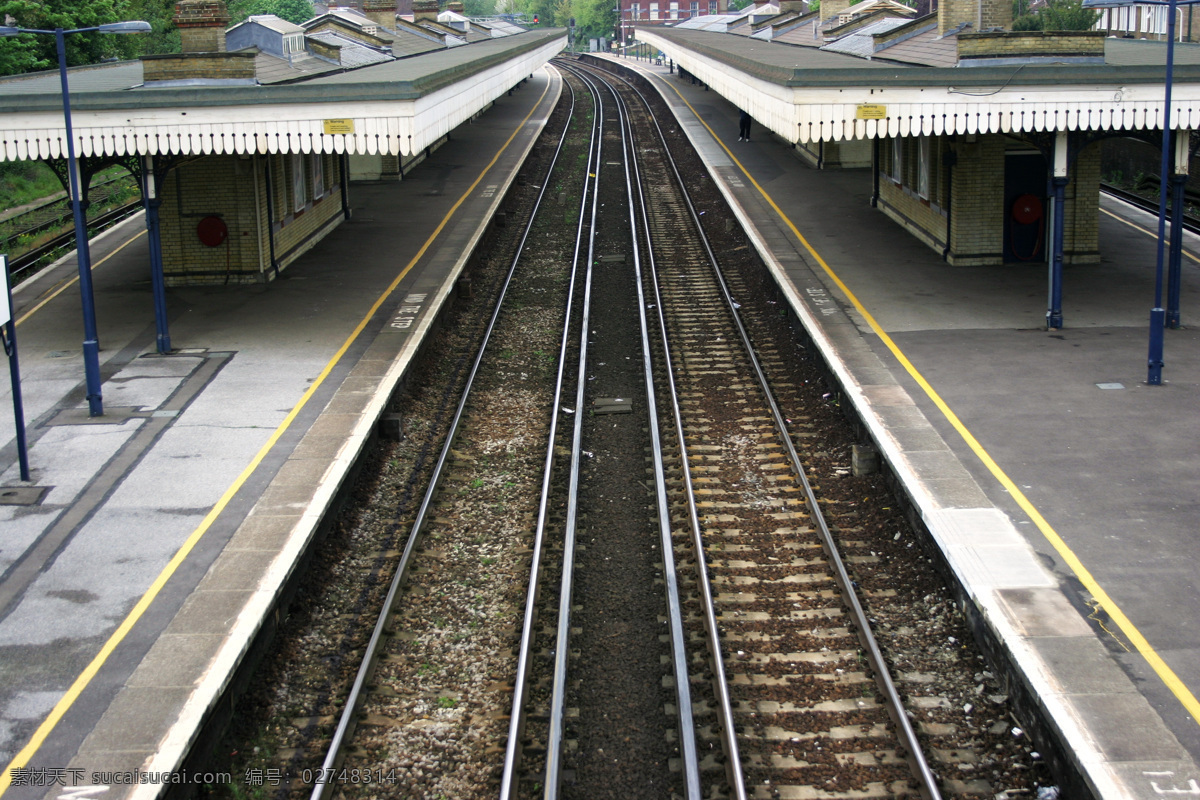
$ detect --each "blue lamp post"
[1083,0,1197,385]
[0,20,151,416]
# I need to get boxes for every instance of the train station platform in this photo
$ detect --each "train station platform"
[588,52,1200,800]
[0,65,560,799]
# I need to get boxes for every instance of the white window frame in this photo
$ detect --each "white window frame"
[312,153,325,200]
[293,154,307,212]
[917,136,930,200]
[890,136,902,184]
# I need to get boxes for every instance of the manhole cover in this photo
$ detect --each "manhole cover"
[1096,382,1125,390]
[46,351,73,359]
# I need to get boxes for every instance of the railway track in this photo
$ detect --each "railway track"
[213,58,1055,800]
[2,175,141,282]
[1100,180,1200,236]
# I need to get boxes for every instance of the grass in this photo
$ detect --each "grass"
[0,161,63,212]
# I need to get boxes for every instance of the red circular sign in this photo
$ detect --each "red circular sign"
[197,216,229,247]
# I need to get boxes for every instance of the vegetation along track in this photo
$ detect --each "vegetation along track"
[209,58,1058,800]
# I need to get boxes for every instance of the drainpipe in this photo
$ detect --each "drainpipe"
[262,154,279,279]
[942,147,956,261]
[141,155,171,353]
[871,138,880,207]
[341,152,352,220]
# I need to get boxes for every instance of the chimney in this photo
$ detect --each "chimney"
[362,0,398,28]
[939,0,1009,35]
[141,0,256,84]
[819,0,851,22]
[413,0,439,22]
[175,0,230,52]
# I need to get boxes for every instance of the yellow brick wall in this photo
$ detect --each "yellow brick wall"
[1063,143,1101,266]
[877,134,960,259]
[142,52,255,82]
[947,135,1005,266]
[792,137,871,169]
[876,133,1100,267]
[957,31,1105,59]
[158,152,345,286]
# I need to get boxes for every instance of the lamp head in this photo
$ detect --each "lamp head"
[98,21,152,33]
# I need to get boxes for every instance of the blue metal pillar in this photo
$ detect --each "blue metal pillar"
[57,28,103,415]
[141,155,171,353]
[1046,131,1069,330]
[1148,0,1179,385]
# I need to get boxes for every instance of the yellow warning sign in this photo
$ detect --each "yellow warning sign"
[323,119,355,134]
[855,104,887,120]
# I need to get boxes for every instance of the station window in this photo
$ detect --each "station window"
[917,136,930,200]
[312,153,325,200]
[293,154,307,212]
[631,3,640,18]
[690,0,699,14]
[650,2,659,19]
[708,0,717,12]
[889,136,902,184]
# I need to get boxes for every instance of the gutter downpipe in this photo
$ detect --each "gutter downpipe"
[942,148,956,260]
[141,155,171,353]
[341,152,352,220]
[871,137,880,207]
[262,154,280,279]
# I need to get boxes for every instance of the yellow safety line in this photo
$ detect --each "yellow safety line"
[656,73,1200,726]
[0,74,553,793]
[1100,204,1200,264]
[16,229,148,326]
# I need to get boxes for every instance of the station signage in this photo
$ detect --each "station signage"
[855,104,887,120]
[323,119,356,134]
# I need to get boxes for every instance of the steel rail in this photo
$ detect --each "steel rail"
[542,59,606,798]
[1,174,138,243]
[620,67,945,800]
[309,81,577,800]
[1101,181,1200,235]
[591,62,750,800]
[604,67,705,800]
[498,65,595,800]
[6,200,142,281]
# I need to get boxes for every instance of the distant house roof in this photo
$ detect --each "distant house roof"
[238,15,305,35]
[306,29,396,67]
[820,16,911,57]
[481,18,527,36]
[867,16,958,67]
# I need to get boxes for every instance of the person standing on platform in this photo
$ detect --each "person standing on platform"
[738,110,752,142]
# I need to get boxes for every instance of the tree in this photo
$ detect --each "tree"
[228,0,316,25]
[1011,0,1099,30]
[0,0,146,75]
[463,0,500,16]
[124,0,180,56]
